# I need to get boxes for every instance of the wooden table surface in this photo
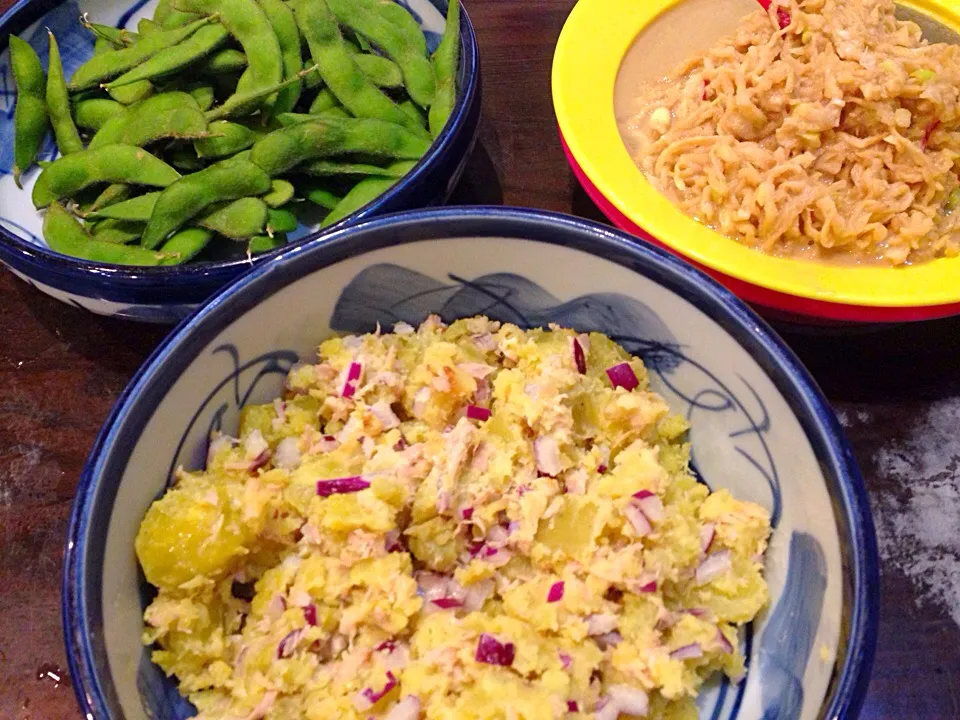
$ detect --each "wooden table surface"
[2,1,960,718]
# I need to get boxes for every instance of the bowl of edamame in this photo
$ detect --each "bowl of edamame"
[0,0,480,323]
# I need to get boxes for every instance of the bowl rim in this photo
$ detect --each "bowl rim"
[552,0,960,312]
[63,206,879,719]
[0,0,479,288]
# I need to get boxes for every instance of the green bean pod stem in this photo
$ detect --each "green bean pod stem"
[32,145,181,208]
[174,0,283,113]
[10,36,49,187]
[291,0,428,138]
[327,0,435,108]
[250,117,430,176]
[320,160,415,227]
[69,16,213,90]
[42,203,170,265]
[141,158,272,248]
[45,33,84,156]
[197,197,269,238]
[429,0,460,137]
[105,24,231,88]
[256,0,302,116]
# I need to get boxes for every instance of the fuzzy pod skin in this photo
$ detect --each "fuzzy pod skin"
[9,36,50,187]
[42,203,171,265]
[46,33,84,156]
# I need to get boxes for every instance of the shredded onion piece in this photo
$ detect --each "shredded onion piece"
[431,598,464,609]
[303,604,317,627]
[609,685,650,716]
[277,629,301,659]
[717,629,734,654]
[559,652,573,669]
[586,613,619,636]
[633,492,664,522]
[463,579,495,612]
[466,405,491,422]
[624,505,652,537]
[386,695,421,720]
[534,436,562,476]
[274,437,301,470]
[921,118,941,151]
[637,578,658,593]
[594,631,622,650]
[547,581,565,603]
[316,476,370,496]
[459,506,474,521]
[700,523,716,554]
[606,362,639,390]
[696,550,732,585]
[355,671,398,710]
[393,321,415,336]
[341,361,362,398]
[475,633,516,666]
[412,386,431,417]
[371,400,401,429]
[670,643,703,660]
[572,337,587,374]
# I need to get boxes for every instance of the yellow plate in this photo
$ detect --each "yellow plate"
[553,0,960,315]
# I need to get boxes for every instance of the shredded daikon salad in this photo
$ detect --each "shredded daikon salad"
[136,316,771,719]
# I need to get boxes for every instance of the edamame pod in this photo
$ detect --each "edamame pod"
[141,158,271,247]
[107,79,155,104]
[87,183,134,213]
[197,197,269,238]
[202,48,247,74]
[356,0,427,56]
[308,88,338,114]
[174,0,283,113]
[158,227,214,263]
[187,83,216,110]
[69,16,213,90]
[204,67,315,121]
[42,203,170,265]
[354,53,403,89]
[257,0,302,116]
[261,179,295,207]
[301,159,410,178]
[327,0,435,108]
[301,182,341,209]
[249,117,430,176]
[400,99,426,128]
[90,92,205,148]
[266,207,297,233]
[248,233,286,253]
[194,120,256,159]
[429,0,460,137]
[155,0,197,31]
[320,161,415,227]
[83,21,135,48]
[87,191,161,221]
[46,33,83,156]
[10,36,49,187]
[105,24,230,88]
[91,217,144,244]
[33,145,181,208]
[291,0,428,138]
[72,98,124,131]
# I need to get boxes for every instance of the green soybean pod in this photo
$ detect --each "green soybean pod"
[87,183,134,213]
[262,179,295,207]
[201,48,247,75]
[169,144,205,172]
[32,145,181,209]
[250,117,430,176]
[187,83,216,111]
[429,0,460,137]
[91,217,144,244]
[248,233,286,253]
[87,191,161,221]
[400,99,426,128]
[89,91,201,148]
[155,0,197,30]
[354,53,403,89]
[138,18,162,36]
[105,24,230,88]
[194,120,257,159]
[72,98,124,131]
[69,16,213,90]
[266,207,297,233]
[358,0,426,56]
[141,158,272,248]
[320,161,415,227]
[327,0,434,108]
[158,227,214,264]
[46,33,83,156]
[42,203,169,265]
[308,88,338,114]
[292,0,427,138]
[175,0,283,112]
[203,67,314,121]
[301,182,341,209]
[83,22,135,48]
[257,0,302,116]
[197,197,269,239]
[10,36,49,187]
[301,159,409,177]
[107,79,155,105]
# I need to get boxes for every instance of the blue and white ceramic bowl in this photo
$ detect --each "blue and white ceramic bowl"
[0,0,480,323]
[63,208,879,719]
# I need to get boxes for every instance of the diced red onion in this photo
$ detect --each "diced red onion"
[277,629,301,658]
[594,631,622,650]
[316,476,370,496]
[547,581,565,603]
[472,332,498,352]
[567,700,579,712]
[458,362,496,379]
[466,405,491,422]
[468,541,486,558]
[475,633,515,666]
[341,361,362,398]
[634,493,664,522]
[559,652,573,669]
[244,429,269,459]
[686,607,708,617]
[393,435,409,452]
[696,550,732,585]
[776,7,791,28]
[609,685,650,716]
[596,464,607,474]
[274,436,301,470]
[700,523,716,554]
[586,613,619,636]
[717,629,734,654]
[606,362,639,390]
[385,529,404,553]
[463,579,495,612]
[595,698,619,720]
[921,118,941,150]
[459,506,474,521]
[303,604,317,627]
[632,489,653,499]
[371,400,401,429]
[670,643,703,660]
[314,434,339,453]
[701,79,709,100]
[267,593,287,617]
[624,505,652,537]
[431,597,464,609]
[248,449,271,473]
[572,337,587,374]
[485,547,513,568]
[355,671,398,709]
[393,321,415,336]
[487,525,509,546]
[386,695,421,720]
[534,436,562,477]
[634,573,658,593]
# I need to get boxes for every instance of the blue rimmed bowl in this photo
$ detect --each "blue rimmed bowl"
[64,207,879,719]
[0,0,480,323]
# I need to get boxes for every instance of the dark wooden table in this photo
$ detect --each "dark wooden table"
[2,1,959,718]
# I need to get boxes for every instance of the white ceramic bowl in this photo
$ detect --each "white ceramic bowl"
[64,207,879,719]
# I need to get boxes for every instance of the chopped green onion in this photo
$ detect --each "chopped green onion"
[910,68,936,83]
[946,188,960,212]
